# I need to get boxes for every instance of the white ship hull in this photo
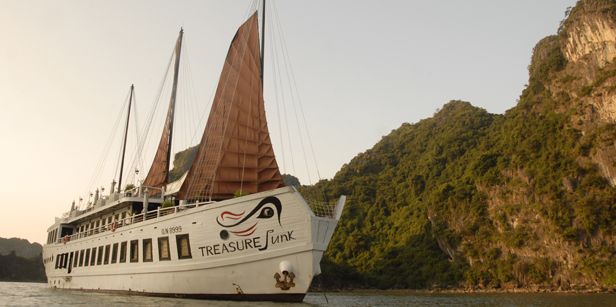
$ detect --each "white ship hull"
[43,187,344,302]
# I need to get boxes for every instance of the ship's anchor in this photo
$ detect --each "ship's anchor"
[274,271,295,290]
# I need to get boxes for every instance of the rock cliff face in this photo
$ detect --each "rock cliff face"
[562,1,616,68]
[546,0,616,184]
[311,0,616,291]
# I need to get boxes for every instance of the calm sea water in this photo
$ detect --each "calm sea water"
[1,282,615,306]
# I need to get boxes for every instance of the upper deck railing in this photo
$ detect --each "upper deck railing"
[55,201,213,244]
[64,186,165,220]
[53,188,343,245]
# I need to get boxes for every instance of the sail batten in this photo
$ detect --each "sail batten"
[178,13,283,201]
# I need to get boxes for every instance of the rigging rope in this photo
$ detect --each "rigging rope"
[84,88,131,201]
[272,2,322,182]
[125,44,175,186]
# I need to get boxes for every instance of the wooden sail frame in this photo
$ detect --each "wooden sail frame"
[177,13,283,201]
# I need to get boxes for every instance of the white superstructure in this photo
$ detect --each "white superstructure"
[43,3,345,302]
[43,187,344,302]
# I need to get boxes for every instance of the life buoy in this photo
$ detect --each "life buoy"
[111,221,117,232]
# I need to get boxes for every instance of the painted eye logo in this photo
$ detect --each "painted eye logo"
[216,196,282,239]
[258,207,274,219]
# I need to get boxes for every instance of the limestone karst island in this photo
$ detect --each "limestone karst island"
[2,0,616,301]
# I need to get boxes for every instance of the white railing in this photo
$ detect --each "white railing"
[65,186,165,220]
[306,199,338,218]
[55,201,212,245]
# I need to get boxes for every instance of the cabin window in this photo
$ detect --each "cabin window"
[104,245,111,265]
[111,243,118,264]
[90,247,97,266]
[158,237,170,261]
[73,251,79,267]
[143,239,153,262]
[63,253,68,268]
[95,221,100,233]
[176,234,192,259]
[85,249,90,266]
[97,246,104,265]
[130,240,139,263]
[79,249,85,267]
[68,252,74,273]
[119,241,127,263]
[55,254,60,269]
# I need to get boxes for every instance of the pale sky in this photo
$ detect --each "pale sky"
[0,0,576,244]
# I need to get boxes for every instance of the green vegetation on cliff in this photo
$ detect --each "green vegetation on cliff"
[309,0,616,290]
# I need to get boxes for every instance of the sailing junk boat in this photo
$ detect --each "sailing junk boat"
[42,6,345,302]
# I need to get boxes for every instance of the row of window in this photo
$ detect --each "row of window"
[54,234,192,271]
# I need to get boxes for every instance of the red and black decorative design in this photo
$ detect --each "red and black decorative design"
[216,196,282,238]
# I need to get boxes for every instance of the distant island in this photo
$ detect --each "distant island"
[0,237,46,282]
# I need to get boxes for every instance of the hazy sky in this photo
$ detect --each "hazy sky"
[0,0,576,244]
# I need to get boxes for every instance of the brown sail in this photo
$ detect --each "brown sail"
[143,29,184,189]
[178,13,283,201]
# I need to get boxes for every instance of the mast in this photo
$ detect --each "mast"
[118,84,134,193]
[142,28,184,189]
[260,0,266,87]
[166,28,184,182]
